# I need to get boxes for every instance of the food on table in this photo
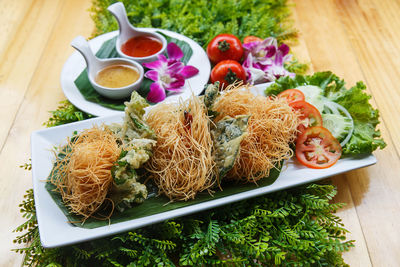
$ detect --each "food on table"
[295,126,342,169]
[49,92,156,220]
[289,100,323,133]
[113,91,156,140]
[145,94,216,201]
[206,33,244,64]
[121,35,163,58]
[49,126,121,220]
[95,64,140,88]
[212,115,250,180]
[295,85,325,112]
[109,138,155,212]
[49,69,384,220]
[211,84,299,183]
[210,60,246,88]
[277,88,305,104]
[322,113,353,145]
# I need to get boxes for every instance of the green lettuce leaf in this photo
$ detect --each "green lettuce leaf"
[265,71,386,155]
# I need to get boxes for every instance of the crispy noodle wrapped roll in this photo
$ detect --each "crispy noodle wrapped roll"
[212,85,299,183]
[145,96,216,201]
[50,126,121,220]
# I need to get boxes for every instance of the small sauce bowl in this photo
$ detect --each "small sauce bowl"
[107,2,167,63]
[71,36,144,100]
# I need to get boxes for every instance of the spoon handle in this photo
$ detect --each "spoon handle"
[70,36,99,71]
[108,2,138,36]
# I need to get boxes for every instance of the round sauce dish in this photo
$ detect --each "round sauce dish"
[121,36,163,58]
[71,36,144,100]
[108,2,167,63]
[95,64,140,88]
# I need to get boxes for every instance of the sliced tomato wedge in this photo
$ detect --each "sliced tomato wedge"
[289,100,323,133]
[277,89,305,104]
[296,126,342,169]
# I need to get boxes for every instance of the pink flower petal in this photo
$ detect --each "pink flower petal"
[242,42,259,51]
[147,82,166,103]
[144,70,159,81]
[265,45,276,57]
[261,37,276,47]
[179,65,199,79]
[278,43,290,56]
[167,43,183,61]
[159,54,168,62]
[274,51,283,66]
[143,60,163,70]
[166,61,184,74]
[165,74,185,91]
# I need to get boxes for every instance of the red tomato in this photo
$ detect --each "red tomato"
[210,60,246,88]
[296,126,342,169]
[277,89,305,104]
[243,36,263,44]
[207,34,244,64]
[289,100,323,133]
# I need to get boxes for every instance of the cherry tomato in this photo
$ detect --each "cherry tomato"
[296,126,342,169]
[210,60,246,88]
[289,100,323,133]
[277,89,305,104]
[243,36,263,44]
[207,34,244,64]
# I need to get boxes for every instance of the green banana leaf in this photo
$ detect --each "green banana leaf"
[45,164,282,229]
[74,32,194,111]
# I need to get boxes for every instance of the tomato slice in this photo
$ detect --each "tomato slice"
[243,36,263,44]
[277,89,305,104]
[289,100,323,133]
[296,126,342,169]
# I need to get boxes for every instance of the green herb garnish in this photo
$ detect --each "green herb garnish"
[14,182,354,266]
[90,0,297,49]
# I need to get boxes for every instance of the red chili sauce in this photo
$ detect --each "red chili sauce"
[121,36,163,57]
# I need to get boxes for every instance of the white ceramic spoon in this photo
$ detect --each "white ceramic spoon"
[107,2,167,63]
[70,35,144,100]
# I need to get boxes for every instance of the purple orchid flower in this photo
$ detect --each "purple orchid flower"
[243,37,278,65]
[264,49,295,81]
[242,37,294,84]
[143,43,199,103]
[242,54,267,84]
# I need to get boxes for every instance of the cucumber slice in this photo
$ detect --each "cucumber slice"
[322,113,353,142]
[295,85,323,100]
[296,85,326,112]
[295,85,354,147]
[323,101,354,146]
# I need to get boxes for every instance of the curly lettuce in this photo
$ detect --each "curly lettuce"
[91,0,297,49]
[265,71,386,155]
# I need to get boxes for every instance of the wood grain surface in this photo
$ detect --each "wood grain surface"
[1,0,398,266]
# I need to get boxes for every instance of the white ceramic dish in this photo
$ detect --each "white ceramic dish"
[61,30,211,117]
[107,2,168,63]
[70,36,145,99]
[31,83,377,248]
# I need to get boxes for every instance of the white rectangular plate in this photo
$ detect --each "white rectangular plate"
[31,115,376,248]
[31,97,376,248]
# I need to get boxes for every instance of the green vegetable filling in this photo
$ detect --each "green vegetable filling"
[212,115,250,179]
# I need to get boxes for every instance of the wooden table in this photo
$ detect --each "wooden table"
[1,0,399,266]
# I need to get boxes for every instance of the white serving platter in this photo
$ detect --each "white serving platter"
[31,104,376,248]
